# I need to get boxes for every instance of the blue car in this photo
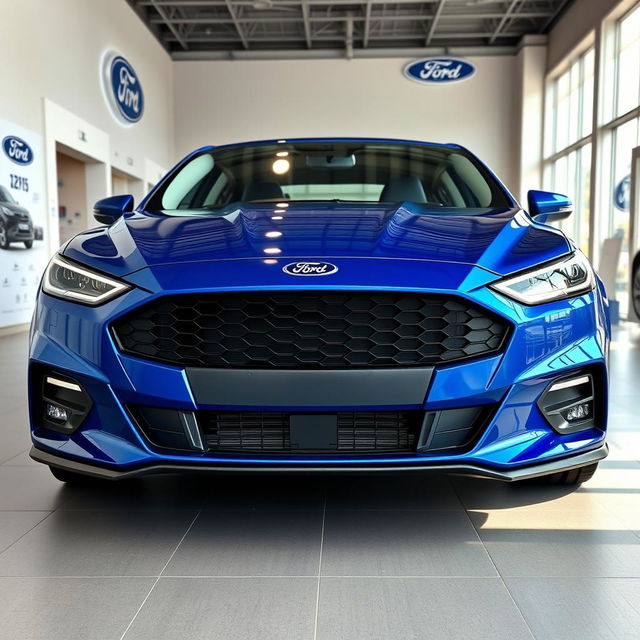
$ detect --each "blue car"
[28,138,609,485]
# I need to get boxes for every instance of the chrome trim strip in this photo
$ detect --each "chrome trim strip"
[549,375,590,391]
[45,376,82,392]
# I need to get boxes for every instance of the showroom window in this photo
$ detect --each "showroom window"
[543,47,595,254]
[597,2,640,317]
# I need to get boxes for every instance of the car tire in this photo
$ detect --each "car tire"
[24,240,33,249]
[49,465,96,484]
[534,462,599,486]
[0,222,9,249]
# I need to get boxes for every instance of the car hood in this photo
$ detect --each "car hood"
[1,201,29,217]
[62,203,571,281]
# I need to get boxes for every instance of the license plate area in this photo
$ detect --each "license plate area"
[290,414,338,450]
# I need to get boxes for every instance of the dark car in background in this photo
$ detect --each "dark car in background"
[0,185,34,249]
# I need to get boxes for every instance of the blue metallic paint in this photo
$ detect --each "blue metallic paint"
[28,138,609,477]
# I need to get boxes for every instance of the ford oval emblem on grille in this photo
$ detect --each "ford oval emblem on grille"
[282,262,339,276]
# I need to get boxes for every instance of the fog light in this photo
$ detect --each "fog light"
[45,403,69,423]
[537,371,598,434]
[38,369,93,433]
[563,402,591,422]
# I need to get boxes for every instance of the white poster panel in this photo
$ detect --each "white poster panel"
[0,119,49,327]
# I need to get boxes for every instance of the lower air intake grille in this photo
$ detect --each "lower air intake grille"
[200,411,421,453]
[130,406,493,456]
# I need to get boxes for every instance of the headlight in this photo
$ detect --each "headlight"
[491,252,595,305]
[42,255,130,306]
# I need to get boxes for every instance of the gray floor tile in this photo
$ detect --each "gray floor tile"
[324,473,463,510]
[506,577,640,640]
[57,476,207,511]
[316,577,533,640]
[165,509,323,576]
[0,511,50,553]
[199,474,325,510]
[0,509,197,576]
[470,513,640,577]
[0,577,153,640]
[124,577,317,640]
[1,448,32,466]
[321,509,497,576]
[0,465,66,510]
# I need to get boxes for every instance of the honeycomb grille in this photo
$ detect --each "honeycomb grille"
[112,291,509,369]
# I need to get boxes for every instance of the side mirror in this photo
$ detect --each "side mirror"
[93,194,134,224]
[527,190,573,223]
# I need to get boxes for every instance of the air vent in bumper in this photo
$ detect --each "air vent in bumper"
[130,405,494,456]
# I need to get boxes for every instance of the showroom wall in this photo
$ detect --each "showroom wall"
[0,0,174,174]
[174,55,521,193]
[0,0,175,331]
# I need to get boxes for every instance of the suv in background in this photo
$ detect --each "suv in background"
[0,185,34,249]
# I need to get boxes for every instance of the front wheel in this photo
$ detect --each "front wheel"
[0,222,9,249]
[534,462,599,486]
[49,466,97,484]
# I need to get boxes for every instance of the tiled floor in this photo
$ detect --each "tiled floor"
[1,328,639,640]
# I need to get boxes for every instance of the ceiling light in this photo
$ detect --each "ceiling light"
[272,159,290,175]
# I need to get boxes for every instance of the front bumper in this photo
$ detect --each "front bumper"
[30,442,609,481]
[6,219,34,242]
[27,258,611,479]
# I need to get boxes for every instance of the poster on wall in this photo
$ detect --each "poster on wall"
[0,119,49,328]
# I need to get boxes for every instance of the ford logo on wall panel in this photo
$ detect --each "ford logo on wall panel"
[283,262,339,276]
[101,51,144,125]
[2,135,34,165]
[614,175,630,212]
[404,58,476,84]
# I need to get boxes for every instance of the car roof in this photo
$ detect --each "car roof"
[195,137,464,153]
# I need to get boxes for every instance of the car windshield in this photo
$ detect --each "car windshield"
[0,186,16,204]
[146,141,512,214]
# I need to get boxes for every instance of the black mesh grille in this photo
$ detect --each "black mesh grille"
[112,291,509,369]
[200,411,421,453]
[130,406,493,456]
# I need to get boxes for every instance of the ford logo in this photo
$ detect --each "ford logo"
[404,57,476,84]
[614,175,630,212]
[2,136,33,166]
[101,51,144,124]
[282,262,339,276]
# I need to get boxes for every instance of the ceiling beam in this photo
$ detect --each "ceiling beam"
[345,14,354,59]
[139,0,442,6]
[149,0,188,49]
[224,0,249,49]
[301,0,312,48]
[489,0,522,45]
[425,0,446,46]
[172,44,519,61]
[363,0,373,48]
[166,30,526,43]
[149,11,553,26]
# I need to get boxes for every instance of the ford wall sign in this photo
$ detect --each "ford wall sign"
[614,175,630,212]
[282,262,339,276]
[404,58,476,84]
[2,135,33,166]
[101,51,144,125]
